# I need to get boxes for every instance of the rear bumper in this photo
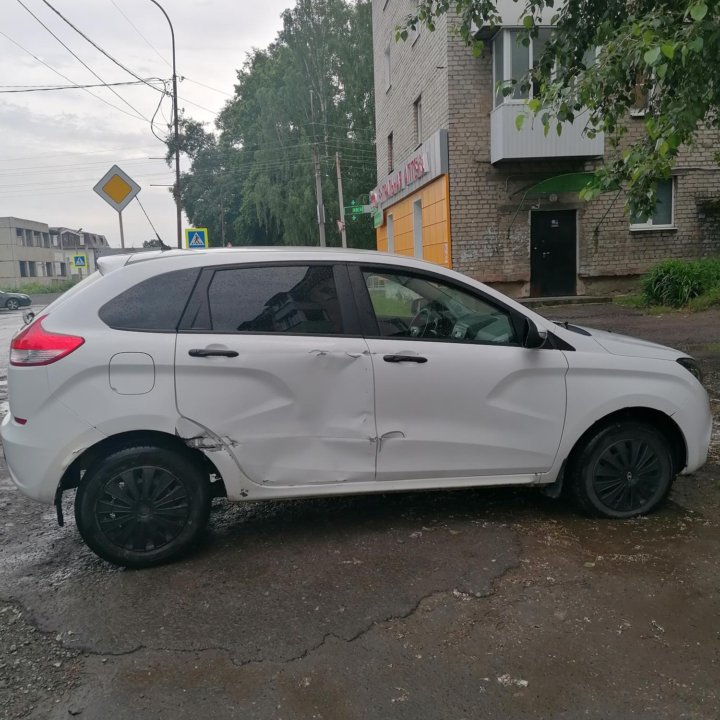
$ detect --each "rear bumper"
[1,411,105,504]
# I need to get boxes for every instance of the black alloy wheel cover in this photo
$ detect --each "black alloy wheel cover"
[94,465,190,553]
[591,438,664,513]
[6,298,19,310]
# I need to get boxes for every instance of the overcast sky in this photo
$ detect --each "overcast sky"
[1,0,292,248]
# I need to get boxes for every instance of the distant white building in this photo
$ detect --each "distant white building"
[0,217,108,289]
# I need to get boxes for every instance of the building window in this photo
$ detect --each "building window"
[414,96,423,147]
[387,132,394,173]
[413,199,423,258]
[387,214,395,254]
[384,44,392,91]
[493,28,552,107]
[58,262,67,277]
[28,261,37,277]
[15,228,23,242]
[19,261,28,278]
[43,233,50,247]
[25,229,32,246]
[45,262,54,277]
[630,179,674,230]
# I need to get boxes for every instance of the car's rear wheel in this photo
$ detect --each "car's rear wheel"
[5,298,19,311]
[74,445,211,568]
[569,421,674,518]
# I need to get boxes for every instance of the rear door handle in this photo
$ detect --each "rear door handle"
[383,354,428,364]
[189,348,239,358]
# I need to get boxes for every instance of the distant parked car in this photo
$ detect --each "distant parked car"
[0,249,713,568]
[0,290,31,311]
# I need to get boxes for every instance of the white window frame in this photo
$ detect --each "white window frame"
[629,179,675,231]
[414,95,423,147]
[493,28,548,108]
[383,44,392,92]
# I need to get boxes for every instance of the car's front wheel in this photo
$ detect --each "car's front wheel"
[569,421,674,519]
[5,298,19,311]
[74,445,211,568]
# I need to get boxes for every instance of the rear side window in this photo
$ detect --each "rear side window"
[99,268,200,331]
[206,265,343,334]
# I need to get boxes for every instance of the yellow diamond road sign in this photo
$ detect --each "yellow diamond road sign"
[93,164,141,212]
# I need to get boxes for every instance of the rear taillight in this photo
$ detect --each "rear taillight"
[10,316,84,366]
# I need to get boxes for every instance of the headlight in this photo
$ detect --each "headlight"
[677,357,703,384]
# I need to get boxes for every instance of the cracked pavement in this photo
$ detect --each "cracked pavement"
[1,303,719,719]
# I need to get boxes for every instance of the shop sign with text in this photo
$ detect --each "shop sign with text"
[369,129,448,213]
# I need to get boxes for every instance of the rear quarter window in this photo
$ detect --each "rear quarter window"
[99,268,200,331]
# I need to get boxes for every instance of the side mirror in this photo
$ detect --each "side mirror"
[523,318,547,349]
[22,310,35,326]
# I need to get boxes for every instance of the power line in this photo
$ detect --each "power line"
[0,79,165,93]
[39,0,165,96]
[0,145,160,162]
[107,0,232,105]
[182,77,233,98]
[13,0,151,122]
[0,29,153,124]
[108,0,170,68]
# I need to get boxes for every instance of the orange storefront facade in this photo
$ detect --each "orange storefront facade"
[371,130,451,268]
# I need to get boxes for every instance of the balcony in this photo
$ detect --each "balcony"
[490,103,604,164]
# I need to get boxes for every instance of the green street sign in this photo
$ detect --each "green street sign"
[345,205,365,216]
[373,209,383,228]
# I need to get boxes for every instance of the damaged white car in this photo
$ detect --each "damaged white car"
[1,249,712,567]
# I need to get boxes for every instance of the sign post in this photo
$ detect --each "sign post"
[184,227,209,249]
[93,165,141,249]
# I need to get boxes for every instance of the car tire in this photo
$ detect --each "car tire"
[74,445,211,568]
[569,421,674,519]
[5,298,19,311]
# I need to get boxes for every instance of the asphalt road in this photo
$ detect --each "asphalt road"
[0,303,719,720]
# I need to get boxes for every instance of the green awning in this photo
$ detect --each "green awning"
[516,172,596,197]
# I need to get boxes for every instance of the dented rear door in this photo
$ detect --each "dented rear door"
[174,263,376,487]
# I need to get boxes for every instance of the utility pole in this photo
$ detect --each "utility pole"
[335,152,347,249]
[148,0,182,248]
[220,197,226,246]
[313,144,326,247]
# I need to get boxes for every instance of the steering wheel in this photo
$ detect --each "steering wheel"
[409,303,441,337]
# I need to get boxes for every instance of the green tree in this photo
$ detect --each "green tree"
[172,0,376,248]
[399,0,720,216]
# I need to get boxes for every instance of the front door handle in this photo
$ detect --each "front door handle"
[189,348,239,358]
[383,354,428,364]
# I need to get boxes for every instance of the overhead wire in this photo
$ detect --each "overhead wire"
[0,29,153,124]
[38,0,165,96]
[107,0,233,99]
[0,79,165,93]
[13,0,151,122]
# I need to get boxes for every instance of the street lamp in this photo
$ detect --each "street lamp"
[148,0,182,248]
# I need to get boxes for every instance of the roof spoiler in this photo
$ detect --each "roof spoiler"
[96,254,134,276]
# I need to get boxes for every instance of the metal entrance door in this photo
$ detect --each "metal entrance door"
[530,210,577,297]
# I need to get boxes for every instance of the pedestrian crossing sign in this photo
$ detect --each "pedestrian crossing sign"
[72,254,87,268]
[185,227,209,249]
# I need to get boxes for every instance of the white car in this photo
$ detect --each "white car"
[1,249,712,567]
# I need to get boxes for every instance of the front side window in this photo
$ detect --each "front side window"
[207,265,343,335]
[630,179,674,229]
[363,270,518,345]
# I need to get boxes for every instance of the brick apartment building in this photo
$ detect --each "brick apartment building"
[370,0,720,297]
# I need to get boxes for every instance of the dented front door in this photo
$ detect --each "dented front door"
[174,264,376,486]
